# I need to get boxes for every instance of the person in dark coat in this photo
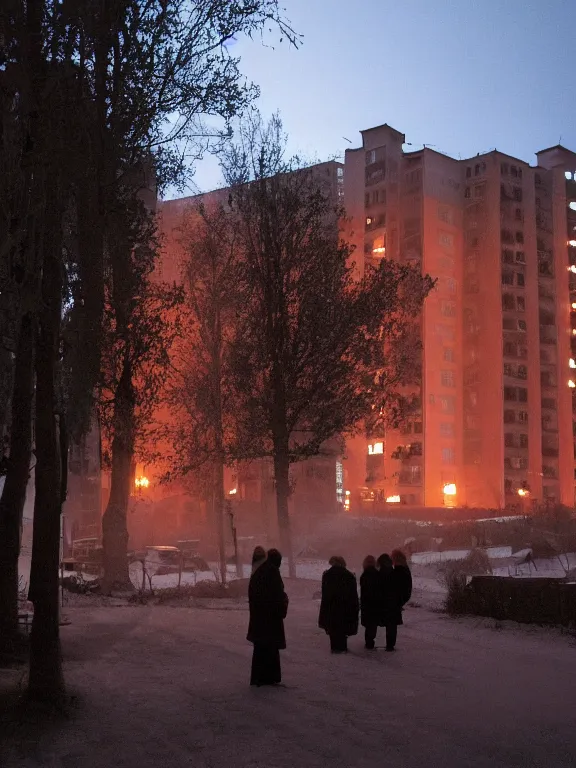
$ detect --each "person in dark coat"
[360,555,380,651]
[318,556,359,653]
[391,548,413,631]
[376,553,402,652]
[247,548,288,686]
[251,545,267,575]
[360,555,380,649]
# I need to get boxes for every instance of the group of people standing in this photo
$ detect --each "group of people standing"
[318,551,412,653]
[246,546,412,687]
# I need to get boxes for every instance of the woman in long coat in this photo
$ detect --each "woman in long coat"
[247,548,288,686]
[318,556,359,653]
[376,553,402,652]
[360,555,380,649]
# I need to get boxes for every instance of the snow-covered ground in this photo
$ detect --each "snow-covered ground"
[2,586,575,767]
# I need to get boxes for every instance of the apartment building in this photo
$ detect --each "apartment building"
[344,123,576,511]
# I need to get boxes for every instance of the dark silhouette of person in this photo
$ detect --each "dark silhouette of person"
[251,545,267,575]
[376,553,401,652]
[247,548,288,686]
[360,555,380,649]
[391,548,413,642]
[318,556,359,653]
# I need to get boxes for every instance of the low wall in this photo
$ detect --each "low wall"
[463,576,576,626]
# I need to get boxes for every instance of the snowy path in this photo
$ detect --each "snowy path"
[2,587,575,768]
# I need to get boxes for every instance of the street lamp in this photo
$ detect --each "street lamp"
[135,476,150,490]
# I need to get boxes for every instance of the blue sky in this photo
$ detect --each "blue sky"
[171,0,576,197]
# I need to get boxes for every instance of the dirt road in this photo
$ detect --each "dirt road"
[2,586,575,767]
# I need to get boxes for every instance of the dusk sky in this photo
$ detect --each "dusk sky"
[176,0,576,197]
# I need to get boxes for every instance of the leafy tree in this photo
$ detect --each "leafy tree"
[220,114,433,576]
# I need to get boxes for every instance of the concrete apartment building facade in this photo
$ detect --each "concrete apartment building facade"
[344,123,576,511]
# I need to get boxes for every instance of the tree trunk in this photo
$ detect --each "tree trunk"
[0,312,34,651]
[213,459,227,585]
[101,355,135,593]
[28,212,65,706]
[273,446,295,578]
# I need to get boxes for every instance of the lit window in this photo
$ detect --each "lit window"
[569,240,576,247]
[569,380,576,388]
[572,303,576,310]
[386,495,401,503]
[368,442,384,455]
[569,266,576,273]
[443,483,457,496]
[570,202,576,211]
[366,217,373,226]
[566,172,573,180]
[570,359,576,369]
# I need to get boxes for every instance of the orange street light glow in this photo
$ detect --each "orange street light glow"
[135,476,149,489]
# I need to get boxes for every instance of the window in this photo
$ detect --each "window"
[502,271,514,285]
[503,317,516,330]
[513,187,523,202]
[440,422,455,437]
[519,434,529,448]
[504,433,516,447]
[504,363,514,377]
[368,442,384,455]
[518,411,528,423]
[440,396,455,413]
[518,365,528,379]
[504,387,517,401]
[515,208,523,221]
[518,387,528,402]
[518,319,527,332]
[366,150,376,165]
[502,294,515,311]
[504,410,516,423]
[442,447,456,464]
[515,251,525,263]
[441,301,456,318]
[515,231,524,244]
[503,341,516,357]
[365,193,370,207]
[502,249,514,264]
[439,232,454,248]
[474,184,485,199]
[443,347,455,362]
[446,278,457,294]
[464,186,471,199]
[366,217,373,226]
[517,273,525,287]
[466,167,472,178]
[501,163,509,175]
[441,370,455,387]
[474,164,480,176]
[337,167,344,177]
[516,297,526,313]
[413,422,423,434]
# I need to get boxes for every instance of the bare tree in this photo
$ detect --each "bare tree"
[168,200,246,583]
[221,114,433,576]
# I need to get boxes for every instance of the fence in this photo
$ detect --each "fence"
[463,576,576,626]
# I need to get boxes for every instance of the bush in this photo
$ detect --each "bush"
[440,548,492,615]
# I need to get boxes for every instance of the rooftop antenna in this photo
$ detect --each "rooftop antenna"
[342,137,352,144]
